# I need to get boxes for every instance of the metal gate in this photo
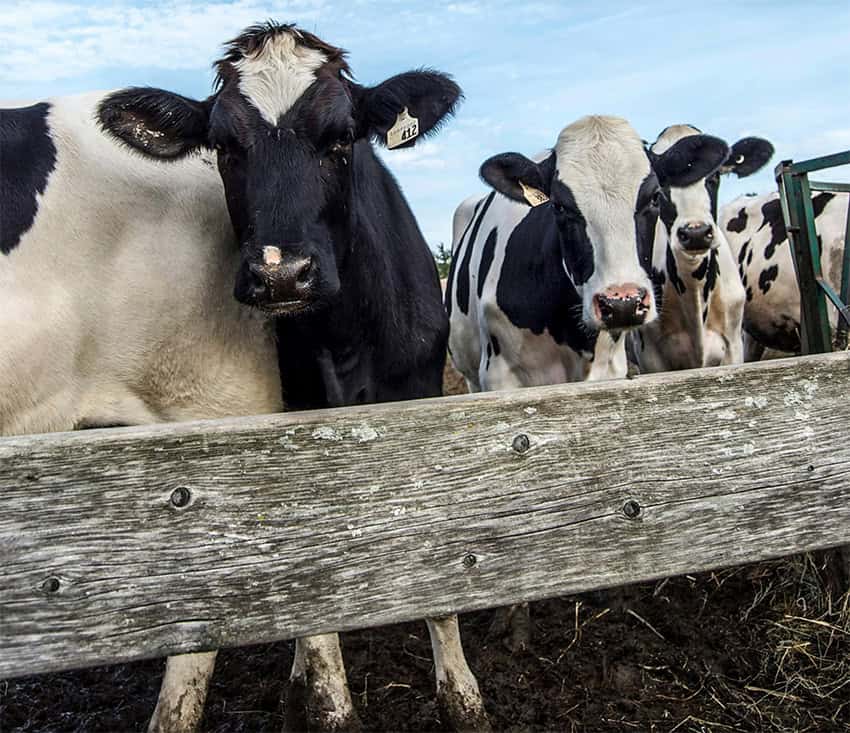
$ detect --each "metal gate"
[776,151,850,352]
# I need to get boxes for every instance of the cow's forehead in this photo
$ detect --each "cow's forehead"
[650,123,701,155]
[231,32,328,126]
[554,115,649,211]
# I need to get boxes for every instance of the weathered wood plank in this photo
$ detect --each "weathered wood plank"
[2,353,850,679]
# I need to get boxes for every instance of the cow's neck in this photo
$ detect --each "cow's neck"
[273,284,375,410]
[660,246,719,365]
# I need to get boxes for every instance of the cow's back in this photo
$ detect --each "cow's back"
[0,93,282,435]
[721,191,849,353]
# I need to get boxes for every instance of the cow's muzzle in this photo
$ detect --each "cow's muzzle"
[677,222,715,252]
[593,284,652,330]
[241,246,315,314]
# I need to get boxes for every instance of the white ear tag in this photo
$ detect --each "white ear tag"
[387,107,419,149]
[519,181,549,207]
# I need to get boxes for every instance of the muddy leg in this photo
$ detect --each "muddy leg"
[489,603,531,652]
[148,651,217,733]
[426,615,490,732]
[285,633,361,732]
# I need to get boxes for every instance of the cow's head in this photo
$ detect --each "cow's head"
[98,22,460,315]
[650,125,773,256]
[479,116,728,332]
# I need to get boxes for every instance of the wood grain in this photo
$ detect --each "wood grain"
[2,353,850,679]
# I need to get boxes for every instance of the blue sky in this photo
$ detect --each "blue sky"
[3,0,849,248]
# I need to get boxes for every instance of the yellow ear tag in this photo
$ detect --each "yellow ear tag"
[387,107,420,149]
[519,181,549,207]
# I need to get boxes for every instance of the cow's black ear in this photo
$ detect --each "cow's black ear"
[98,87,211,160]
[355,70,462,148]
[721,137,774,178]
[480,152,554,206]
[651,135,730,188]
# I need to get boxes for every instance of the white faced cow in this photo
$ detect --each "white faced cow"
[1,91,283,730]
[446,115,730,393]
[628,125,757,372]
[445,116,728,649]
[94,22,484,733]
[0,95,282,434]
[721,188,849,358]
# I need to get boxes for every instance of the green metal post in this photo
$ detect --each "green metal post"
[776,161,833,354]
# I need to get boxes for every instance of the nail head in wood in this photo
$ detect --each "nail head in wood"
[41,577,60,594]
[169,486,192,509]
[623,500,642,519]
[512,434,531,454]
[462,553,477,568]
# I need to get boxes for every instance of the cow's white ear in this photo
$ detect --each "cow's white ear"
[721,137,774,178]
[98,87,211,160]
[480,152,553,206]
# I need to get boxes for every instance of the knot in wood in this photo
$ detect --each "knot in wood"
[462,553,477,568]
[623,500,642,519]
[512,434,531,454]
[41,576,60,594]
[170,486,192,509]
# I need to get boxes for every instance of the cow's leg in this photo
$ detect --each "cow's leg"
[426,616,490,732]
[285,633,360,732]
[742,331,766,362]
[148,651,217,733]
[488,601,531,651]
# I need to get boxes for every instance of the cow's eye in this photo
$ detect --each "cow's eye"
[552,201,567,215]
[650,190,663,209]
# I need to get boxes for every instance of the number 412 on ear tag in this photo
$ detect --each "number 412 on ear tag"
[519,181,549,207]
[387,107,419,149]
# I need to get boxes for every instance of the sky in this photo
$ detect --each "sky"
[3,0,849,249]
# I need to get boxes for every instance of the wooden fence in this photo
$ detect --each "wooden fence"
[2,352,850,680]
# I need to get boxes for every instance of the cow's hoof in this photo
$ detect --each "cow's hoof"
[284,674,362,732]
[489,602,531,652]
[437,679,491,733]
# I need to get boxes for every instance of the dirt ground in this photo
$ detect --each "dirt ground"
[3,364,849,732]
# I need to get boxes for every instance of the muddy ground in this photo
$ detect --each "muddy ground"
[3,365,848,732]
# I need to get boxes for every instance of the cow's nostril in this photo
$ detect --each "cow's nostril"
[677,227,691,244]
[294,256,313,285]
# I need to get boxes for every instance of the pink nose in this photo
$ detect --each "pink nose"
[593,283,652,329]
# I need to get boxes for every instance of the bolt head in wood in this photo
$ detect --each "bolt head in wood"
[462,553,477,568]
[512,434,531,454]
[170,486,192,509]
[41,577,60,594]
[623,500,642,519]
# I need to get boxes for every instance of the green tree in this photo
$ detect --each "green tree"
[434,241,452,279]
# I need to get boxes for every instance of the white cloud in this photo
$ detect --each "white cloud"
[379,141,449,171]
[0,1,331,83]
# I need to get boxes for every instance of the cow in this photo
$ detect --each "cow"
[627,125,774,372]
[444,116,729,649]
[445,115,731,394]
[1,89,283,732]
[96,22,487,732]
[721,188,849,358]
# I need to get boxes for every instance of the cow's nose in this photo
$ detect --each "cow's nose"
[593,283,651,330]
[677,222,714,251]
[247,253,314,305]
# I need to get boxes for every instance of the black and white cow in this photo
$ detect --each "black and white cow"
[721,188,848,358]
[1,92,283,730]
[627,125,771,372]
[97,22,486,732]
[446,115,730,394]
[445,116,729,649]
[0,96,282,434]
